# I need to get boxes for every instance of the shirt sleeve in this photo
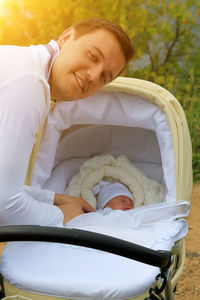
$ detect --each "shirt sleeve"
[23,185,55,204]
[0,75,63,226]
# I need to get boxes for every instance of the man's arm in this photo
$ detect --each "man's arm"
[0,76,64,226]
[23,187,95,224]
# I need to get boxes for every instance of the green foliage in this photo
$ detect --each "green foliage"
[0,0,199,181]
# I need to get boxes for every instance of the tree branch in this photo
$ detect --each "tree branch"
[162,19,181,65]
[147,42,156,72]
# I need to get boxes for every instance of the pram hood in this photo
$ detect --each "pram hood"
[32,77,192,202]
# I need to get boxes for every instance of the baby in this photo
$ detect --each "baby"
[93,181,134,211]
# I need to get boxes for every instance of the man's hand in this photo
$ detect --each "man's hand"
[54,193,95,224]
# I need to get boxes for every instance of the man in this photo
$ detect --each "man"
[0,18,134,226]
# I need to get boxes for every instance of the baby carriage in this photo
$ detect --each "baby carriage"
[0,77,192,300]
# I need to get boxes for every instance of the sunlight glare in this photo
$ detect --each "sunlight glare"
[0,0,8,17]
[0,0,6,6]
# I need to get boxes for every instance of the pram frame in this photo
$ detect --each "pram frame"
[0,77,192,300]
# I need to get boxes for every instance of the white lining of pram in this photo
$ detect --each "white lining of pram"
[1,90,187,299]
[32,90,176,201]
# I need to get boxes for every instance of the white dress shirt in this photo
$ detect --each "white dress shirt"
[0,40,63,226]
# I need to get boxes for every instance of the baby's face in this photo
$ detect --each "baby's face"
[104,195,134,211]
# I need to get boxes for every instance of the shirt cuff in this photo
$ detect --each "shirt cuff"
[23,185,55,205]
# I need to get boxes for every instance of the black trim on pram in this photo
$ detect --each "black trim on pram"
[0,225,172,268]
[0,225,173,300]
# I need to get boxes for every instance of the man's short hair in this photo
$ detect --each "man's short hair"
[73,18,135,64]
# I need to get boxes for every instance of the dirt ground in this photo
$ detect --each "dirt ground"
[175,182,200,300]
[0,183,200,299]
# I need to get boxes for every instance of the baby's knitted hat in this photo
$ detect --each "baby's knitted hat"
[93,181,134,209]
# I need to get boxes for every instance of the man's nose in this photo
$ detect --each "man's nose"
[87,64,103,83]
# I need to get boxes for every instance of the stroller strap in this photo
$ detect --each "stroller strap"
[24,100,55,185]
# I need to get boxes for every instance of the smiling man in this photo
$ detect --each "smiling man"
[50,19,133,100]
[0,18,134,226]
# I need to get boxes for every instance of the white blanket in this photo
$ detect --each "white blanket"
[65,201,189,249]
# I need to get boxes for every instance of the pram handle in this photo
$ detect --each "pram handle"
[0,225,172,269]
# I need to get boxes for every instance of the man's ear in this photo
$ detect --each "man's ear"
[57,27,75,48]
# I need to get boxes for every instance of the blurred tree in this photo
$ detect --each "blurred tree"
[0,0,199,179]
[0,0,199,101]
[0,0,76,45]
[123,1,200,83]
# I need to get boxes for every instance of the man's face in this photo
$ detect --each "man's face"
[104,195,134,211]
[50,28,125,101]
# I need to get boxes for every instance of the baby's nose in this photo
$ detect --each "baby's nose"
[124,199,134,208]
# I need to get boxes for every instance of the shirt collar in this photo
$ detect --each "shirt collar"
[44,39,60,80]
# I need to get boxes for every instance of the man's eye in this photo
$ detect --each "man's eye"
[88,51,98,62]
